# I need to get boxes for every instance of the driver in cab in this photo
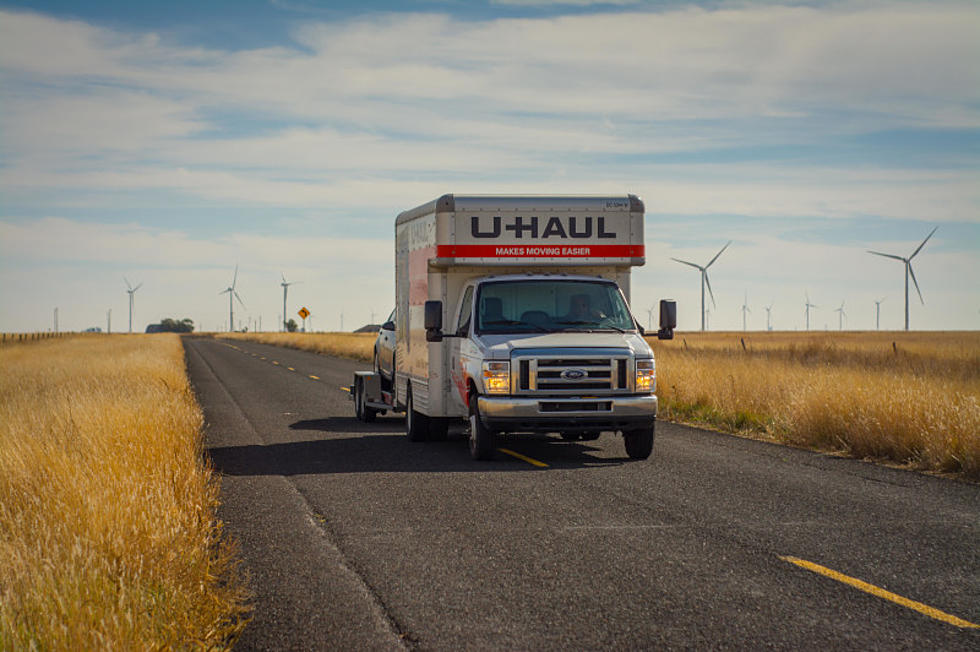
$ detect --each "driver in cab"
[561,293,605,323]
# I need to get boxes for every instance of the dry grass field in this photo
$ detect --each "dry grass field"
[222,330,979,480]
[0,334,250,649]
[650,331,980,480]
[223,331,376,362]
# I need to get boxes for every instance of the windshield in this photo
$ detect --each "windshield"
[476,280,637,334]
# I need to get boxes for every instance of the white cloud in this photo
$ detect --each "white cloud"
[0,3,978,332]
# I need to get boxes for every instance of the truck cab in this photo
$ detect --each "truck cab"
[441,273,661,459]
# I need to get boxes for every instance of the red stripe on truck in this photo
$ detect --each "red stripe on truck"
[436,244,644,258]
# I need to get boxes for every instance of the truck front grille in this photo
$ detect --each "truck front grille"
[513,352,631,395]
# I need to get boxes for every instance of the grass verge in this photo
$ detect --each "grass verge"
[0,334,251,648]
[221,331,375,362]
[651,332,980,480]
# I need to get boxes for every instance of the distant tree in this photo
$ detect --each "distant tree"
[157,318,195,333]
[285,318,298,333]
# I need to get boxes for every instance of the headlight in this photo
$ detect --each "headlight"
[635,358,655,393]
[482,360,511,395]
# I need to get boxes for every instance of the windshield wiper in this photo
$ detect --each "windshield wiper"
[483,319,550,333]
[555,319,627,333]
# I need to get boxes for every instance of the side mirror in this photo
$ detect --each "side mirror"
[657,299,676,340]
[424,300,443,342]
[381,320,395,332]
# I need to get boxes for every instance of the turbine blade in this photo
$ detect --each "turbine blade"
[909,263,924,304]
[706,240,732,268]
[867,250,906,262]
[124,276,132,290]
[234,291,245,307]
[910,226,938,259]
[133,283,142,292]
[281,272,287,283]
[670,258,703,270]
[704,272,716,308]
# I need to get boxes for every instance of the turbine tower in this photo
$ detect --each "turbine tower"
[740,291,750,331]
[280,273,301,332]
[834,301,846,331]
[804,292,817,331]
[219,265,245,333]
[671,240,731,331]
[765,303,773,331]
[873,298,885,330]
[867,227,937,331]
[125,277,142,333]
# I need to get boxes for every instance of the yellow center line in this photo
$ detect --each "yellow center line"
[260,356,266,360]
[287,367,295,371]
[339,386,351,393]
[780,556,979,629]
[498,448,549,468]
[272,361,279,365]
[309,375,320,380]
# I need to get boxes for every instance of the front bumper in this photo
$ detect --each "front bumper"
[477,394,657,433]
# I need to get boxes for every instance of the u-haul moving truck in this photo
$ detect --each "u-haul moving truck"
[353,194,675,460]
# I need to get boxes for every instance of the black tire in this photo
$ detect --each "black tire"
[560,432,581,441]
[579,431,601,442]
[468,394,495,460]
[354,378,377,423]
[623,424,655,460]
[405,387,429,442]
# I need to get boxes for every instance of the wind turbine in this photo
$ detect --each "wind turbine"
[804,292,817,331]
[765,303,773,331]
[873,298,885,330]
[280,273,301,332]
[219,265,245,333]
[124,277,142,333]
[867,227,937,331]
[740,291,750,331]
[671,240,731,331]
[834,301,846,331]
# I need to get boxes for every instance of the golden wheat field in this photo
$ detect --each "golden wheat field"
[223,331,376,362]
[0,334,250,649]
[650,331,980,479]
[225,330,980,480]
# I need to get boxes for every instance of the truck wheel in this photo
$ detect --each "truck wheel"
[405,387,429,442]
[623,424,654,460]
[354,378,377,422]
[580,431,601,441]
[468,394,495,460]
[560,432,581,441]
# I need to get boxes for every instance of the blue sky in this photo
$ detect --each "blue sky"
[1,0,978,333]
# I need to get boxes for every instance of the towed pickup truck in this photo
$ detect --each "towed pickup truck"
[352,194,675,460]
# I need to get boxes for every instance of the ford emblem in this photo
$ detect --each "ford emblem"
[561,369,587,380]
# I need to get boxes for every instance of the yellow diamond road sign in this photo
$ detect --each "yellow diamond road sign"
[298,307,310,319]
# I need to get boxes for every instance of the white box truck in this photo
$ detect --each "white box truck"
[352,194,675,461]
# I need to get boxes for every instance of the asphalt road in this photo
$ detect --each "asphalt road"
[184,336,980,650]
